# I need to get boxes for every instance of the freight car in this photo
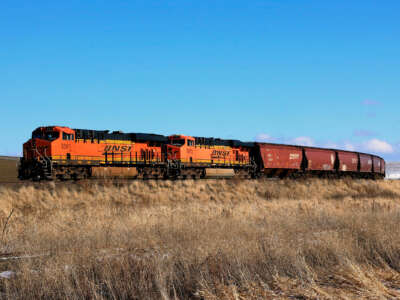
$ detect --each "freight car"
[18,126,385,181]
[253,143,385,179]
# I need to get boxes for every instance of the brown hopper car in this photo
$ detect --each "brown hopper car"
[304,148,336,171]
[336,151,358,172]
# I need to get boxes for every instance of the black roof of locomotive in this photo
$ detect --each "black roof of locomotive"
[72,128,254,148]
[193,136,254,148]
[73,128,168,143]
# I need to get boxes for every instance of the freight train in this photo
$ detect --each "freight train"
[18,126,386,181]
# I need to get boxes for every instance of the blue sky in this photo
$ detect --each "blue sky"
[1,1,399,160]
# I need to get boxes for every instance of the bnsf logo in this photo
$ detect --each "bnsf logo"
[211,150,230,158]
[104,145,132,152]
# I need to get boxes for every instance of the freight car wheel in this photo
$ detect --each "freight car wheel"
[56,175,66,181]
[194,169,202,179]
[33,174,41,182]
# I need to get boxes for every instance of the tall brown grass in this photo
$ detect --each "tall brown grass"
[0,179,400,299]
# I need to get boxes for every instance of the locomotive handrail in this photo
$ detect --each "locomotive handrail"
[50,153,250,165]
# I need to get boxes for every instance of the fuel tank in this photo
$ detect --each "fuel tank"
[204,168,235,178]
[91,167,138,178]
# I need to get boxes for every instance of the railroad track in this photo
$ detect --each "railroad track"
[0,174,382,190]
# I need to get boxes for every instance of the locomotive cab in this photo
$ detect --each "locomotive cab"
[19,126,76,180]
[166,135,197,161]
[24,126,60,161]
[26,126,75,159]
[166,135,189,160]
[168,135,188,147]
[32,127,60,141]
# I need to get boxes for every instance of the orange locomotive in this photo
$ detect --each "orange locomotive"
[19,126,255,180]
[166,135,252,178]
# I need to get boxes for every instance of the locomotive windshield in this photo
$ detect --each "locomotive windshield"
[170,139,185,146]
[32,129,59,141]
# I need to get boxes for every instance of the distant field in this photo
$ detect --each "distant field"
[0,156,19,183]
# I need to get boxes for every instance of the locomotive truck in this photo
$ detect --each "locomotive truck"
[18,126,385,181]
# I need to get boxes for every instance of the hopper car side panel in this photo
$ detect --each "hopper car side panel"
[372,156,381,173]
[256,143,302,170]
[305,148,335,171]
[359,154,373,173]
[381,159,385,175]
[337,151,358,172]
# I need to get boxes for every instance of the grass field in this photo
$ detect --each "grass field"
[0,156,18,183]
[0,179,399,299]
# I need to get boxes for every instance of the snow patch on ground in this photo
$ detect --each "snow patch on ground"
[0,271,15,279]
[386,163,400,180]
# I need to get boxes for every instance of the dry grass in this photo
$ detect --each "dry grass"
[0,179,400,299]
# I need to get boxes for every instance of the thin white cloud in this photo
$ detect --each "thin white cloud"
[255,133,274,142]
[343,143,356,151]
[292,136,315,147]
[323,142,339,149]
[363,139,394,154]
